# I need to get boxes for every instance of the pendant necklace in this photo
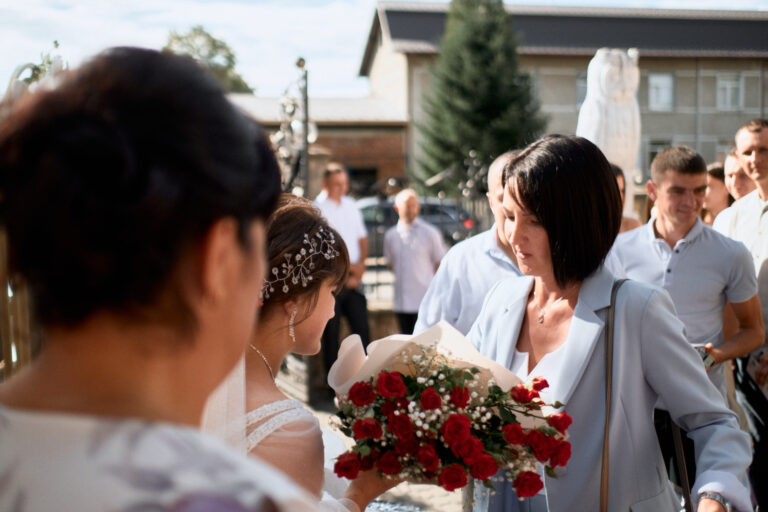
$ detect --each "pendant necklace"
[534,293,564,324]
[249,344,275,381]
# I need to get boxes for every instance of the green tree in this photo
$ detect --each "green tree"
[163,25,253,93]
[417,0,546,194]
[23,41,60,85]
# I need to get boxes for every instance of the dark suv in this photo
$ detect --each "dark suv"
[357,196,479,259]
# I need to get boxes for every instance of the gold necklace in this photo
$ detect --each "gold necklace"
[249,344,275,381]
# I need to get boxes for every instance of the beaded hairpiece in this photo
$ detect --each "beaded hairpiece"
[261,227,340,301]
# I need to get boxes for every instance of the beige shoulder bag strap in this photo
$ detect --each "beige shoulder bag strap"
[600,278,628,512]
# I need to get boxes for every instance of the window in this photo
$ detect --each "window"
[647,140,672,179]
[648,73,674,111]
[576,71,587,107]
[715,143,733,163]
[716,74,742,111]
[346,166,377,198]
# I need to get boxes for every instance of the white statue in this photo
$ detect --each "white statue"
[576,48,641,218]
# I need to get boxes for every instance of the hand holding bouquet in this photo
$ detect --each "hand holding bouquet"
[328,322,572,497]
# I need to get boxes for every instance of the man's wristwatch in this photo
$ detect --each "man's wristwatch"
[698,491,731,511]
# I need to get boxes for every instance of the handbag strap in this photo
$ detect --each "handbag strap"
[600,278,627,512]
[672,422,694,512]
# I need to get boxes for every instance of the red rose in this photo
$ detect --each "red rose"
[531,377,549,391]
[395,438,419,456]
[376,371,407,398]
[547,411,573,434]
[549,440,571,468]
[417,444,440,472]
[388,414,415,440]
[381,400,396,417]
[352,418,383,440]
[419,387,442,410]
[348,381,375,406]
[513,471,543,498]
[376,451,403,475]
[469,453,499,480]
[510,384,539,404]
[438,464,468,491]
[333,452,361,480]
[441,414,471,447]
[451,435,485,464]
[360,449,380,470]
[450,386,470,409]
[527,429,557,462]
[502,423,526,445]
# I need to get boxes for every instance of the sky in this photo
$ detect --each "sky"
[1,0,766,99]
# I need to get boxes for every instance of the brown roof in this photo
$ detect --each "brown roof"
[360,1,768,75]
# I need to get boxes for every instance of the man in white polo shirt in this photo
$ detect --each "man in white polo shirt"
[383,189,446,334]
[719,119,768,509]
[315,163,370,380]
[414,151,521,335]
[605,144,764,488]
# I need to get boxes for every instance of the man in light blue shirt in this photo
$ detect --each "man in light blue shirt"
[606,145,763,398]
[415,151,521,335]
[605,144,764,494]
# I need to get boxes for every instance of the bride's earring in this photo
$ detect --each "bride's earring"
[289,307,297,344]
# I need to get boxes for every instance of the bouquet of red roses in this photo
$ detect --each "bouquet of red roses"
[328,322,572,497]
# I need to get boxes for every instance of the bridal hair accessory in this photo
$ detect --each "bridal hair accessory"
[261,228,340,301]
[249,344,275,381]
[289,307,297,344]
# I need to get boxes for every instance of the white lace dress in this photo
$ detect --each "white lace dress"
[246,399,363,512]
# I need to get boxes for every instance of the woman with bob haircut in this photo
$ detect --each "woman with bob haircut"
[468,135,752,512]
[0,48,388,512]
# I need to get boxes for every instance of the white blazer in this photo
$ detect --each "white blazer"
[468,265,752,512]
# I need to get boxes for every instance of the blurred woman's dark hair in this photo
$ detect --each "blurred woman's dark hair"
[262,194,349,321]
[503,134,622,288]
[707,161,734,206]
[0,47,281,332]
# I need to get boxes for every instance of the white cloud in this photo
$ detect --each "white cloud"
[0,0,378,98]
[1,0,765,100]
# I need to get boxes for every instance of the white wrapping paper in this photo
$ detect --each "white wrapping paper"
[328,321,522,397]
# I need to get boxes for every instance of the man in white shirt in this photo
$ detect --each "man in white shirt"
[315,163,370,380]
[720,119,768,508]
[383,189,446,334]
[712,150,756,233]
[414,151,521,335]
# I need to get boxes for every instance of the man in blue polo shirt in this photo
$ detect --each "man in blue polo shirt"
[606,145,763,397]
[414,151,521,335]
[605,145,764,488]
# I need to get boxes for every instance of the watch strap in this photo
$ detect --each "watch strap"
[698,491,731,511]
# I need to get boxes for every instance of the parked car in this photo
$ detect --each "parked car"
[357,196,479,259]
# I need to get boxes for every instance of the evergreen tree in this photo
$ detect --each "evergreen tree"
[417,0,546,194]
[163,26,253,93]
